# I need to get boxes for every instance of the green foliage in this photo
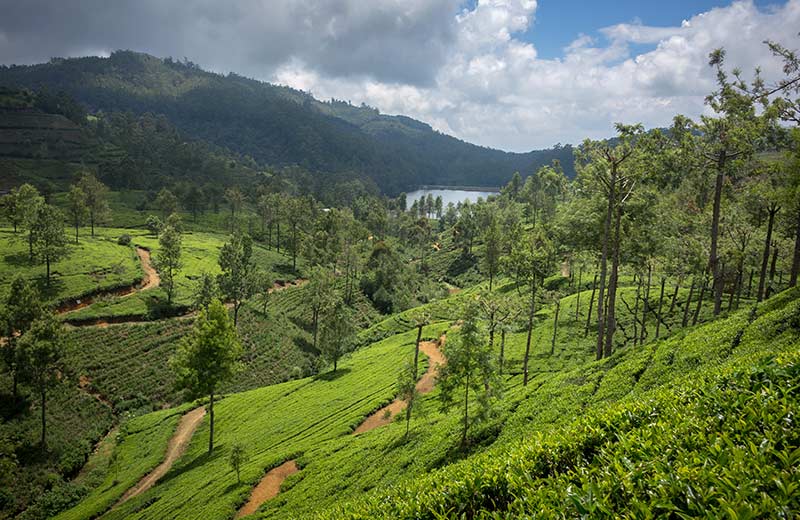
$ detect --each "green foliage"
[318,298,357,372]
[438,301,499,447]
[217,233,255,325]
[0,53,576,194]
[154,224,182,303]
[30,204,70,285]
[76,173,110,235]
[229,443,248,484]
[18,312,67,448]
[145,215,162,235]
[171,299,241,401]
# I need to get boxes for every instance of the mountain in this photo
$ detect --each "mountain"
[0,51,574,195]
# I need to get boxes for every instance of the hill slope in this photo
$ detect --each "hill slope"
[51,284,800,520]
[0,51,575,194]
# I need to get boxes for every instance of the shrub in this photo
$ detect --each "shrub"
[117,234,131,246]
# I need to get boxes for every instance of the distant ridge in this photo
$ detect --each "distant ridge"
[0,51,575,194]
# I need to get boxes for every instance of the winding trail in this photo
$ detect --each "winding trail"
[353,334,446,435]
[235,460,300,518]
[114,406,206,507]
[58,246,160,315]
[232,334,447,517]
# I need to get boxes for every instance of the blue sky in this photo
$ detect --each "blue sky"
[517,0,783,59]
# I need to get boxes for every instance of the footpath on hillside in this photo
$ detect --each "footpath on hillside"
[57,243,305,327]
[232,334,448,518]
[114,406,206,507]
[235,460,300,518]
[353,334,446,434]
[58,246,160,315]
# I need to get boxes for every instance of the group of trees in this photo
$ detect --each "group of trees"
[1,172,110,286]
[1,277,66,450]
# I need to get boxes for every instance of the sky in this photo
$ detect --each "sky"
[0,0,798,151]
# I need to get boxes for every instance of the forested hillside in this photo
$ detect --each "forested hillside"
[1,30,799,520]
[0,51,575,194]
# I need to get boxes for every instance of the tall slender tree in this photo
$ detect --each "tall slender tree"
[19,313,65,451]
[171,299,241,454]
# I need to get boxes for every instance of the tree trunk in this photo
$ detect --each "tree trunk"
[633,275,641,347]
[233,302,240,326]
[413,324,422,380]
[208,391,214,454]
[523,282,536,386]
[46,257,51,287]
[499,329,506,375]
[75,219,79,244]
[584,273,598,337]
[575,267,582,322]
[90,210,95,237]
[748,269,754,298]
[682,278,695,327]
[692,275,707,326]
[550,300,560,355]
[768,242,779,298]
[639,264,651,345]
[791,203,800,287]
[735,260,745,310]
[758,208,776,302]
[596,165,618,359]
[462,373,470,448]
[655,277,666,339]
[312,310,319,351]
[40,387,46,450]
[604,203,623,358]
[668,279,681,315]
[710,157,725,315]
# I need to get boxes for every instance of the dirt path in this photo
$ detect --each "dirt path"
[235,460,300,518]
[115,406,206,506]
[135,247,160,291]
[59,246,160,315]
[353,334,446,435]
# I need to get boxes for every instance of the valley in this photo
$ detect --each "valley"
[1,15,799,520]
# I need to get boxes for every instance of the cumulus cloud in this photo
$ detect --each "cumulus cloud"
[1,0,799,151]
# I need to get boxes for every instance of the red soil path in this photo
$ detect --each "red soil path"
[115,406,206,506]
[235,460,300,518]
[352,334,446,435]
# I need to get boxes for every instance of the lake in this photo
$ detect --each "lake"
[406,187,498,209]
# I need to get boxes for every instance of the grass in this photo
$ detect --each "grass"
[0,228,142,306]
[51,276,780,520]
[310,289,800,519]
[62,325,444,520]
[52,404,195,520]
[63,227,299,322]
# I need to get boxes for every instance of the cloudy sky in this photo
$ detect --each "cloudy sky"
[1,0,799,151]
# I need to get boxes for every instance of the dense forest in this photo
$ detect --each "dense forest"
[0,29,799,520]
[0,51,575,194]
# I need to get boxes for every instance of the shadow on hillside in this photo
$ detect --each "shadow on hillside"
[157,444,226,487]
[288,315,312,333]
[3,251,32,267]
[273,263,299,278]
[293,336,318,356]
[0,392,29,421]
[313,368,351,382]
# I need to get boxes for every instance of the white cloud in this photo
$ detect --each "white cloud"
[1,0,799,151]
[270,0,800,151]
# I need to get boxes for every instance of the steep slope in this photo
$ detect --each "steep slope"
[0,51,575,194]
[52,283,799,519]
